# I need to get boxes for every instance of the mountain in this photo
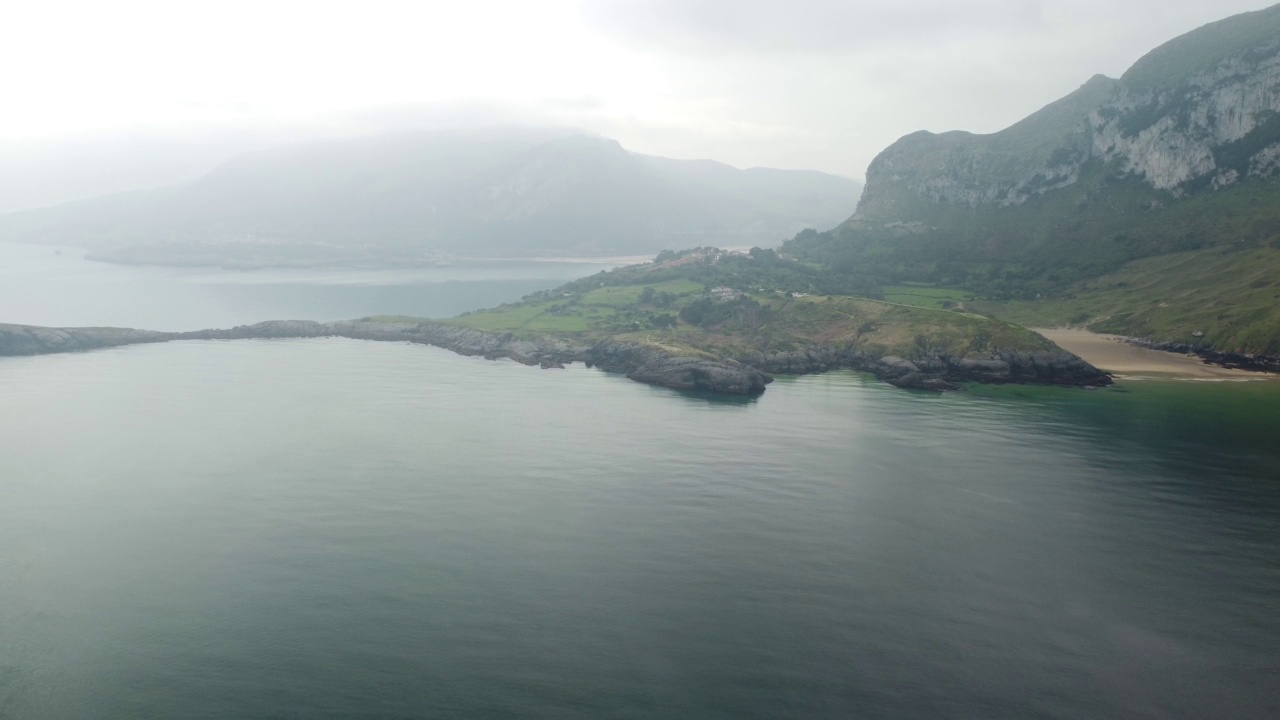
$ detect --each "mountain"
[0,128,861,266]
[855,4,1280,219]
[0,125,324,215]
[787,4,1280,353]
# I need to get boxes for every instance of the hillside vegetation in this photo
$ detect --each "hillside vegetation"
[784,5,1280,355]
[791,175,1280,299]
[971,246,1280,355]
[392,249,1057,363]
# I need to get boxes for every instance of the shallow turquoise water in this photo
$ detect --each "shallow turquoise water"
[2,339,1277,719]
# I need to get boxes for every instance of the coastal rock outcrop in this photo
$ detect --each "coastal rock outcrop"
[734,344,1111,390]
[587,341,773,395]
[0,323,174,355]
[0,319,1113,395]
[0,320,773,395]
[1123,337,1280,374]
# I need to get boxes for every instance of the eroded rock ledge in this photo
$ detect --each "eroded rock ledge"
[1123,338,1280,374]
[738,347,1110,391]
[0,320,1110,395]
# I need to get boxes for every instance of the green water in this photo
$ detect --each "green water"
[969,380,1280,471]
[2,339,1277,719]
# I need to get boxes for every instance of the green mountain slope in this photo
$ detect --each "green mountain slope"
[972,246,1280,355]
[786,5,1280,353]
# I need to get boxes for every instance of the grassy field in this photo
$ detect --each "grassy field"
[435,278,702,335]
[370,252,1064,361]
[972,246,1280,354]
[409,289,1051,360]
[578,279,704,307]
[660,294,1053,361]
[881,285,976,310]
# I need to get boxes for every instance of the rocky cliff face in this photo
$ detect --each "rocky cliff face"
[856,5,1280,219]
[1091,36,1280,193]
[858,75,1115,216]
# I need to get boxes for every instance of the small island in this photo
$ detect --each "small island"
[0,248,1112,395]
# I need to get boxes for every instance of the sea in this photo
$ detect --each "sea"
[2,243,1278,719]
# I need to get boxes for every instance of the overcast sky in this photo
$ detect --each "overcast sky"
[3,0,1276,188]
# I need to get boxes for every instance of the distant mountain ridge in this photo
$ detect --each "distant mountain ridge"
[0,128,861,265]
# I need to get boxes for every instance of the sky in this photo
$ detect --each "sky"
[1,0,1276,210]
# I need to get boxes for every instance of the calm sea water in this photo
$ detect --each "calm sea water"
[0,242,618,331]
[1,245,1279,718]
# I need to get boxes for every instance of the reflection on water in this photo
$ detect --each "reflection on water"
[651,385,765,406]
[1,341,1277,719]
[967,381,1280,482]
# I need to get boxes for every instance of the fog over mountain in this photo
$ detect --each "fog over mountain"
[5,1,1274,199]
[0,127,861,266]
[0,125,317,215]
[6,6,1280,718]
[0,102,600,214]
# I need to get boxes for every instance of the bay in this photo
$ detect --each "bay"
[1,337,1278,719]
[1,241,1278,718]
[0,242,617,331]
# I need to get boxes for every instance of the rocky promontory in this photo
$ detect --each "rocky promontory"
[0,320,773,395]
[0,319,1111,395]
[0,323,173,355]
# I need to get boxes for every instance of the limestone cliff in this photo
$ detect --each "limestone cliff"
[855,5,1280,221]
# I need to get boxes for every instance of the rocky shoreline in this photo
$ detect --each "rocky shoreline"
[1122,338,1280,375]
[0,320,1111,395]
[735,346,1109,391]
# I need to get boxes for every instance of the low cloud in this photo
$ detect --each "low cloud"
[580,0,1047,55]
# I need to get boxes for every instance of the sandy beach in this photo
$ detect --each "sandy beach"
[1034,328,1273,380]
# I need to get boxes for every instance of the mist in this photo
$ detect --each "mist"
[4,3,1280,719]
[3,0,1274,215]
